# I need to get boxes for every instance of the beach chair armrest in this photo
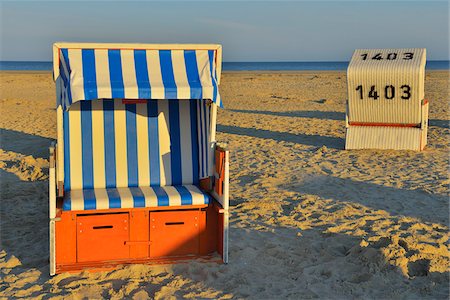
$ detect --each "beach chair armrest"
[49,143,57,219]
[212,143,229,210]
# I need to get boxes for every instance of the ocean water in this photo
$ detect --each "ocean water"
[0,60,449,71]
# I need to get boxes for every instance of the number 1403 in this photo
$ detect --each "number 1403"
[355,85,411,100]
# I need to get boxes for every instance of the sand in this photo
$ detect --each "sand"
[0,70,448,299]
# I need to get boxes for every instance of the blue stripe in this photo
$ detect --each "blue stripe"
[174,186,193,205]
[184,50,202,99]
[159,50,177,99]
[203,192,210,204]
[104,100,117,188]
[108,50,125,98]
[107,188,121,208]
[63,111,71,191]
[80,101,94,189]
[60,49,72,107]
[198,102,205,178]
[130,187,145,208]
[134,50,151,99]
[153,186,169,206]
[147,100,160,186]
[83,189,96,210]
[190,100,199,184]
[61,49,70,70]
[62,191,71,210]
[125,104,138,186]
[202,101,209,177]
[168,100,182,185]
[208,50,218,104]
[81,49,98,100]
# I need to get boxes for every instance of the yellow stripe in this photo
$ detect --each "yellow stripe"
[114,100,128,187]
[196,50,214,100]
[91,101,106,188]
[146,50,165,99]
[171,50,190,98]
[94,188,109,210]
[121,50,139,98]
[69,102,83,189]
[94,49,112,99]
[70,190,84,210]
[67,49,85,104]
[117,187,134,209]
[162,186,181,206]
[136,103,150,186]
[141,186,158,207]
[158,100,171,186]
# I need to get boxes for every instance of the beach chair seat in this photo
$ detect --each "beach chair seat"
[62,185,210,211]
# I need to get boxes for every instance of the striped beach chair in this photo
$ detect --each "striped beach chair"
[49,43,229,275]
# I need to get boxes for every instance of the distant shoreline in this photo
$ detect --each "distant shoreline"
[1,61,449,72]
[1,70,449,75]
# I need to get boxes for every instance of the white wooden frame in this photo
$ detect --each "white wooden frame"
[49,142,57,276]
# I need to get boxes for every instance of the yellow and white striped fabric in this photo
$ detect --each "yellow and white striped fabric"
[347,48,426,124]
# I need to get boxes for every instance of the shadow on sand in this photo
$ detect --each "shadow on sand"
[229,109,450,129]
[217,125,344,150]
[0,128,54,159]
[287,174,449,226]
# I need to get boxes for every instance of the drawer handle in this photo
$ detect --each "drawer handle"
[92,225,113,230]
[125,241,152,245]
[165,222,184,226]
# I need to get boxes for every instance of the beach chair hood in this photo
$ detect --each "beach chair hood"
[53,43,223,110]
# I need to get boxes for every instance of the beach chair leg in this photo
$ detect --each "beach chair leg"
[223,210,229,263]
[49,220,56,276]
[211,144,230,263]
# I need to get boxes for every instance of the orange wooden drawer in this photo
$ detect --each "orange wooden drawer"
[77,213,130,263]
[149,210,202,258]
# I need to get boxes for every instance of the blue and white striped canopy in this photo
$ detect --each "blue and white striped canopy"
[56,45,222,110]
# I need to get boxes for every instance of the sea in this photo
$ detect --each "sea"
[0,60,449,71]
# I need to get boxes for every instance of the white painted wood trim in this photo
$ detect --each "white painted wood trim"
[57,105,64,182]
[49,143,56,219]
[223,209,229,264]
[223,150,229,210]
[49,220,56,276]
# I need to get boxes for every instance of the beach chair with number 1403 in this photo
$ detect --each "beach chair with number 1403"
[48,43,229,275]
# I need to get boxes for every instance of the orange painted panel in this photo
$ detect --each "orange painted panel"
[200,206,218,255]
[217,212,224,257]
[129,211,149,258]
[77,213,130,262]
[214,149,225,196]
[149,210,200,257]
[56,212,77,264]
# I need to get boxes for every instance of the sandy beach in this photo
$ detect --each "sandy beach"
[0,70,449,299]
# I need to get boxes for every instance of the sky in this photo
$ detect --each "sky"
[0,1,449,62]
